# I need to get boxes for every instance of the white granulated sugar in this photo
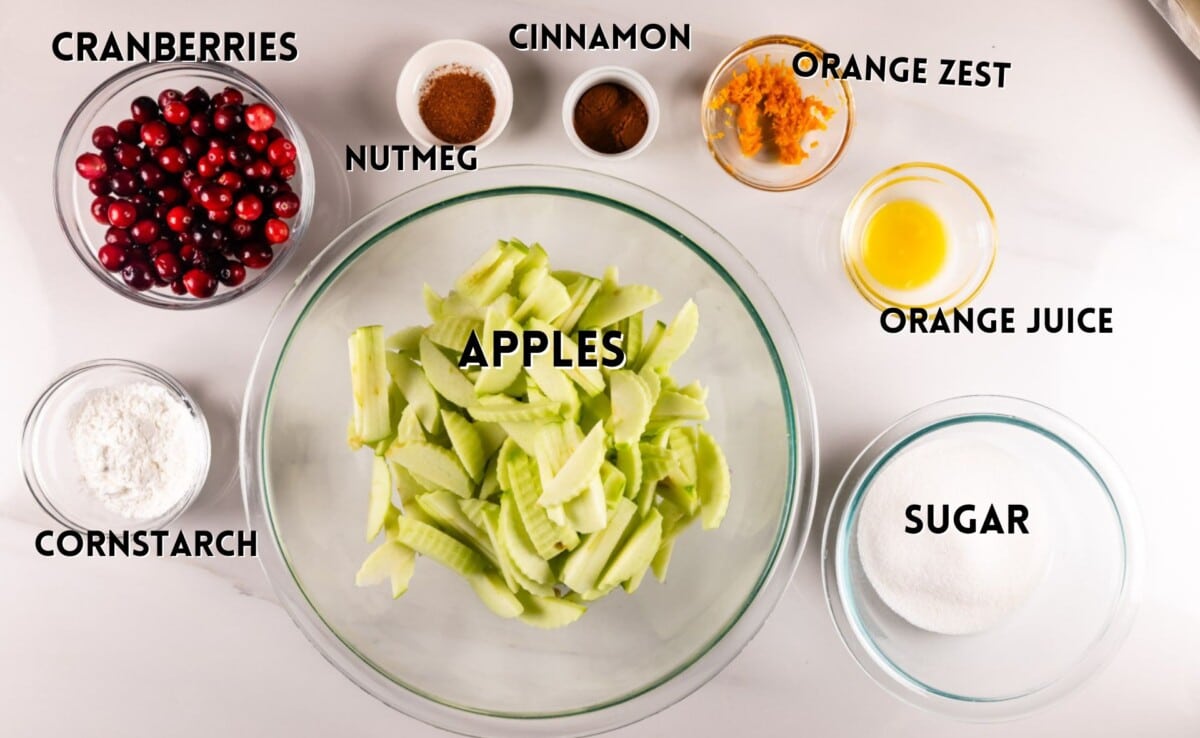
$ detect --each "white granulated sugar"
[856,436,1050,635]
[69,381,201,520]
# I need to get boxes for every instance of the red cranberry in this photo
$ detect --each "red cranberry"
[157,88,183,108]
[207,208,233,225]
[153,251,182,280]
[89,177,112,196]
[184,86,211,112]
[130,96,159,123]
[180,135,206,161]
[97,243,128,271]
[166,206,194,232]
[245,159,273,180]
[179,244,198,263]
[129,193,152,216]
[121,261,156,291]
[216,171,243,191]
[92,125,119,150]
[235,194,263,221]
[140,121,170,148]
[130,219,160,245]
[138,162,165,189]
[244,103,275,132]
[90,196,114,224]
[264,218,289,244]
[121,262,156,291]
[117,119,140,143]
[218,261,246,287]
[105,226,132,248]
[210,91,228,108]
[157,147,186,174]
[199,184,233,210]
[195,157,219,179]
[162,100,191,126]
[156,184,185,206]
[169,278,188,295]
[109,170,139,196]
[107,201,137,228]
[267,138,297,166]
[225,145,251,168]
[212,105,243,133]
[190,222,226,251]
[246,131,269,152]
[182,268,218,297]
[277,162,297,180]
[239,242,274,269]
[114,142,142,168]
[272,192,300,219]
[146,237,170,255]
[229,218,254,240]
[221,86,245,106]
[189,114,212,137]
[205,142,227,167]
[75,153,107,180]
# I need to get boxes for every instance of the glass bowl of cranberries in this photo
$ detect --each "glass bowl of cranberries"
[54,62,313,307]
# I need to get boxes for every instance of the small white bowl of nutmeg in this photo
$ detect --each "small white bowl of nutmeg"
[396,39,513,149]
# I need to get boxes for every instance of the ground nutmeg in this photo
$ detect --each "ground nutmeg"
[418,65,495,144]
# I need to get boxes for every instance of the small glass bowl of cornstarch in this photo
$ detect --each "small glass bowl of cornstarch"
[21,358,210,531]
[822,395,1142,720]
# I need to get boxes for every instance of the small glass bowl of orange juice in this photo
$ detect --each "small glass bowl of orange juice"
[841,163,997,311]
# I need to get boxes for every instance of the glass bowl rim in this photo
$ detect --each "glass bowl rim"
[239,164,819,736]
[21,357,212,531]
[53,60,316,310]
[700,34,856,192]
[820,394,1142,721]
[840,161,998,311]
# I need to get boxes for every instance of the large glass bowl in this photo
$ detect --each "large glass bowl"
[241,165,818,736]
[54,61,314,309]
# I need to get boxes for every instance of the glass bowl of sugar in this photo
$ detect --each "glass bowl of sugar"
[821,395,1142,720]
[21,358,211,531]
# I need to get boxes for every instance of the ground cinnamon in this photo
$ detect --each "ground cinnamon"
[573,82,648,155]
[419,65,495,144]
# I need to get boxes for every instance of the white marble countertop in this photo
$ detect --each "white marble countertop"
[2,0,1198,735]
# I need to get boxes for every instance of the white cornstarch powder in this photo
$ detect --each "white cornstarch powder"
[69,381,202,520]
[856,436,1050,635]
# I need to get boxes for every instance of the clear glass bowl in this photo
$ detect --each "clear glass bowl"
[241,165,819,736]
[701,36,854,191]
[54,61,314,309]
[22,358,211,530]
[841,163,997,311]
[822,396,1142,720]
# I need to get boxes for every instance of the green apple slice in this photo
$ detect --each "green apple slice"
[365,455,393,541]
[390,516,484,576]
[599,508,663,591]
[387,441,473,498]
[468,569,523,618]
[419,335,476,409]
[355,540,417,598]
[516,592,586,629]
[697,428,731,529]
